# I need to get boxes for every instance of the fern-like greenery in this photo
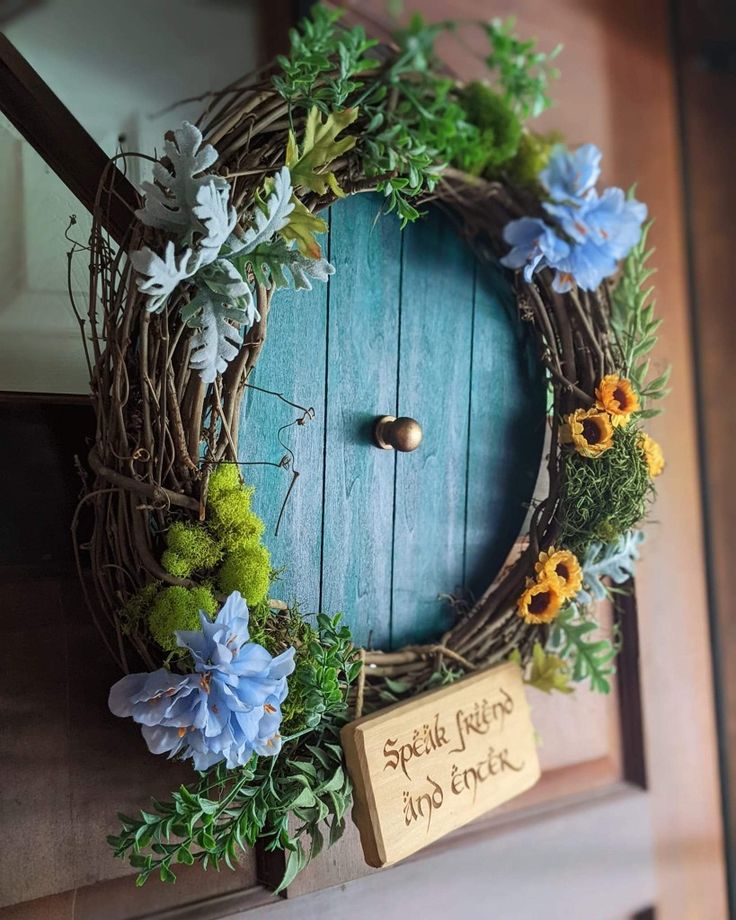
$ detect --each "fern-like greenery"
[611,220,671,418]
[272,5,560,225]
[549,606,619,694]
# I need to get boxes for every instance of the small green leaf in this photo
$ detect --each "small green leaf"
[275,842,306,894]
[159,864,177,884]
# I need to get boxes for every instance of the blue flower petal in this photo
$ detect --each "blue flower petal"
[540,143,602,203]
[108,592,296,770]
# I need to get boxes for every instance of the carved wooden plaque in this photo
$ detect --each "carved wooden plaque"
[341,662,540,867]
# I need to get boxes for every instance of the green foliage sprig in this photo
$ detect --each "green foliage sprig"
[611,220,671,417]
[484,18,561,118]
[273,5,379,113]
[108,613,360,889]
[549,606,619,694]
[272,5,560,225]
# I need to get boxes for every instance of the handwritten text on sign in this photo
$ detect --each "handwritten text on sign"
[341,662,540,867]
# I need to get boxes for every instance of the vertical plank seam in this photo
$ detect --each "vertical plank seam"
[317,207,333,613]
[388,228,405,650]
[462,260,478,588]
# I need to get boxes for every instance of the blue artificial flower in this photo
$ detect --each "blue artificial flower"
[500,217,570,282]
[501,142,647,293]
[540,143,602,203]
[109,591,295,771]
[545,187,647,259]
[547,238,619,293]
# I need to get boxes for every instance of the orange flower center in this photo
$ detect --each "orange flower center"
[529,591,552,614]
[613,386,629,410]
[199,672,212,694]
[582,418,603,445]
[555,562,569,581]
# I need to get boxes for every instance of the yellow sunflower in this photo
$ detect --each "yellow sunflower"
[595,374,640,426]
[560,408,614,458]
[639,432,665,478]
[534,547,583,599]
[517,577,564,625]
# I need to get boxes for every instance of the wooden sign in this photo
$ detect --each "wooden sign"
[341,662,540,867]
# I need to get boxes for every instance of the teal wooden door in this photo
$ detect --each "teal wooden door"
[238,194,545,649]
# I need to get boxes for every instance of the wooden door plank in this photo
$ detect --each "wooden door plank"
[464,261,546,596]
[237,224,330,613]
[391,209,474,647]
[320,195,402,646]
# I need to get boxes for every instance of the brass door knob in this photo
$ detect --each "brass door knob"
[374,415,423,452]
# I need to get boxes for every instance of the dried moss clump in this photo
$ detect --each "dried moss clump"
[218,543,271,607]
[120,582,160,635]
[498,129,561,188]
[458,81,522,174]
[147,585,218,652]
[207,465,271,608]
[161,522,222,579]
[246,600,320,732]
[559,423,653,552]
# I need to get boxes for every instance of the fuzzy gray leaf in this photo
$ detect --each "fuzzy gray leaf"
[229,167,294,256]
[136,122,227,237]
[285,249,335,290]
[200,259,257,326]
[189,296,244,384]
[576,530,644,606]
[130,241,196,312]
[192,181,237,270]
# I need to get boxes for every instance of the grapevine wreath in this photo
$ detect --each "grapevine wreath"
[72,6,668,888]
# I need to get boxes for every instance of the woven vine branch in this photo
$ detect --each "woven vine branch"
[75,66,617,699]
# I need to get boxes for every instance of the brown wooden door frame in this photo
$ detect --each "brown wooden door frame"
[0,34,138,245]
[671,0,736,914]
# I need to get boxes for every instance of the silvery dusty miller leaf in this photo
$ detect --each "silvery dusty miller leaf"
[576,530,644,606]
[229,167,295,256]
[130,241,195,313]
[189,296,244,384]
[136,122,227,238]
[192,181,238,270]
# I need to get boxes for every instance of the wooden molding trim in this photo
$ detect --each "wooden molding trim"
[0,34,138,245]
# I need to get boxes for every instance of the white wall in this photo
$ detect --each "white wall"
[0,0,262,393]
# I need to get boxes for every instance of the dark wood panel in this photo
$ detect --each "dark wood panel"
[0,574,262,911]
[0,400,93,570]
[672,0,736,912]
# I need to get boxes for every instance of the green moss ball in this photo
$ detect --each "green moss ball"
[210,489,264,544]
[560,423,653,552]
[217,544,271,607]
[164,522,222,577]
[461,82,522,170]
[208,464,242,501]
[160,550,193,579]
[147,585,218,652]
[500,129,562,189]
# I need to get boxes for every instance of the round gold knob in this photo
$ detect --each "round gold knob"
[374,415,423,452]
